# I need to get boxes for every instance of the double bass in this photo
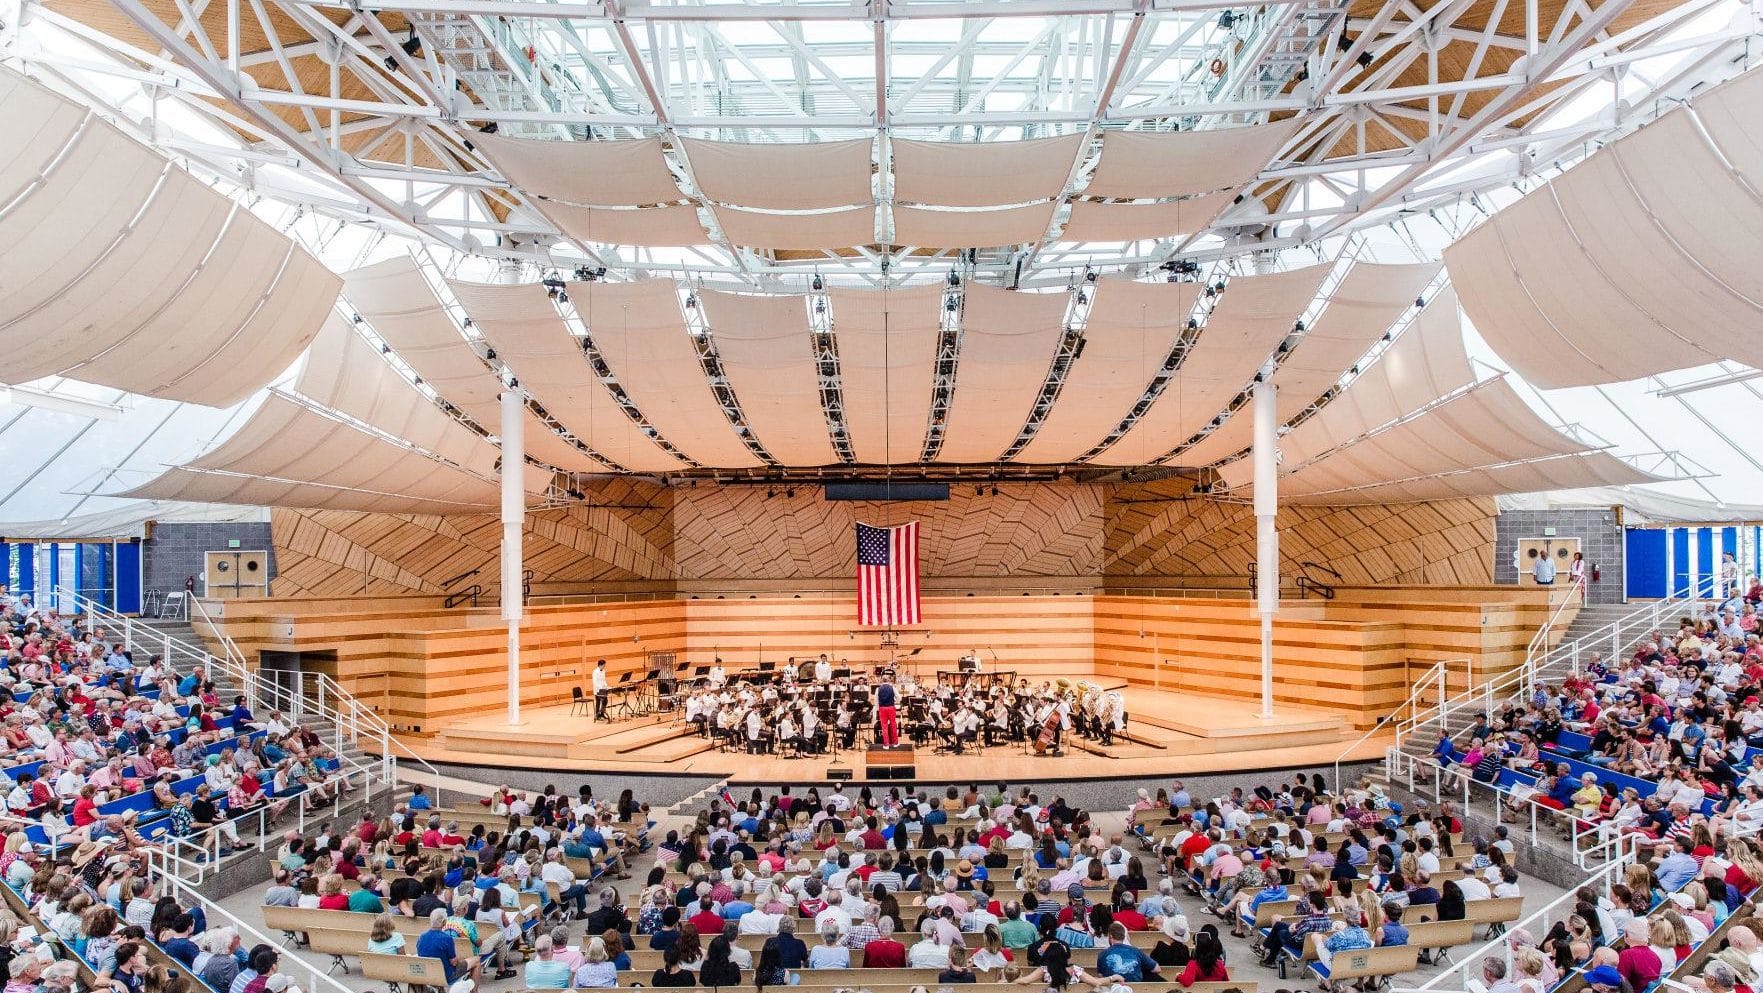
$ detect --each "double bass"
[1032,701,1061,754]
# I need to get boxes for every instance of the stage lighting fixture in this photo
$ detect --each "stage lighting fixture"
[484,349,496,361]
[1357,51,1374,67]
[1415,296,1426,308]
[479,122,499,135]
[1218,10,1237,29]
[1076,289,1089,304]
[1187,318,1199,330]
[990,486,1000,496]
[380,344,391,355]
[811,273,824,290]
[945,296,958,313]
[786,488,796,498]
[402,34,421,56]
[685,292,698,310]
[814,299,826,314]
[947,270,960,287]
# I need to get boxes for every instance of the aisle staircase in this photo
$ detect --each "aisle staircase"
[59,589,427,880]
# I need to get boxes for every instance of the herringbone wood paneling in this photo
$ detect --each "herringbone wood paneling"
[670,480,1107,581]
[268,479,1492,594]
[271,479,675,596]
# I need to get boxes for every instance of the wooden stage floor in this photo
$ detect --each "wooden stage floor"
[408,685,1389,781]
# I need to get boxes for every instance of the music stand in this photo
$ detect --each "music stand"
[609,671,638,720]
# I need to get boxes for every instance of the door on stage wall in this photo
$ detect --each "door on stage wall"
[1515,537,1578,584]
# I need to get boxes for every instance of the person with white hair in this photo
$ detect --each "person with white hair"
[193,927,242,992]
[907,919,951,969]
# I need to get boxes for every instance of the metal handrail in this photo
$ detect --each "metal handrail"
[1389,825,1641,993]
[58,587,440,812]
[139,846,359,993]
[444,584,482,608]
[1332,659,1456,790]
[1523,575,1587,670]
[1393,574,1721,752]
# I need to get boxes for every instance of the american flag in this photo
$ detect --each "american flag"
[856,521,921,626]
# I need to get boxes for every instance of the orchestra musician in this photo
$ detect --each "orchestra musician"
[673,660,1131,758]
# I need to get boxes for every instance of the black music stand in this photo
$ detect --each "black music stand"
[609,671,638,720]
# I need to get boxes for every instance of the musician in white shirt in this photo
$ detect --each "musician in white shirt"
[814,654,833,682]
[707,661,727,688]
[591,660,609,721]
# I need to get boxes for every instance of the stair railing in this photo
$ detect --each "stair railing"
[1388,830,1640,993]
[139,845,361,993]
[59,587,443,809]
[1333,659,1456,791]
[1522,574,1586,672]
[444,584,482,608]
[1392,573,1721,757]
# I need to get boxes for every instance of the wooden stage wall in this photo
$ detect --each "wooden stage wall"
[264,481,1496,601]
[196,584,1569,735]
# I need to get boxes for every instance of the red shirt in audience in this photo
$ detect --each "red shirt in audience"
[689,909,726,936]
[862,939,906,968]
[1112,908,1148,931]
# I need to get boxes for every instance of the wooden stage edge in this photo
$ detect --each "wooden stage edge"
[401,687,1393,782]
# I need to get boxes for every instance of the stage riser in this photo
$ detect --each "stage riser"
[191,586,1569,736]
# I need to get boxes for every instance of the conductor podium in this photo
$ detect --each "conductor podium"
[865,745,916,780]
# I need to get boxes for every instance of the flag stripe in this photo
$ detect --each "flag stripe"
[857,521,920,626]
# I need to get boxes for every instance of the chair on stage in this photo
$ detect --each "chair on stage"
[570,686,592,717]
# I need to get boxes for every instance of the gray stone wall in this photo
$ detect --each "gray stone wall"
[1495,507,1625,604]
[142,522,276,598]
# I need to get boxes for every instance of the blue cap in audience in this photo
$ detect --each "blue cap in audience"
[1586,966,1622,988]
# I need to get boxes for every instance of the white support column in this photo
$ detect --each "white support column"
[1688,527,1701,599]
[501,389,525,726]
[1665,527,1676,597]
[1252,379,1279,720]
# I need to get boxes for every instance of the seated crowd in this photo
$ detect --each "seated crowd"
[254,776,1541,992]
[0,594,354,859]
[1431,599,1763,844]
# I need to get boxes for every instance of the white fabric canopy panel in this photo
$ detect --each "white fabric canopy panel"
[1175,261,1438,467]
[576,280,760,469]
[1275,288,1477,468]
[1094,265,1328,466]
[1282,452,1668,505]
[445,281,682,474]
[0,68,337,406]
[682,138,874,209]
[296,314,501,478]
[1444,65,1763,389]
[1056,191,1237,243]
[543,201,709,247]
[698,289,838,468]
[121,393,504,513]
[1278,378,1590,494]
[1014,279,1202,464]
[713,206,877,250]
[890,135,1083,207]
[892,203,1056,248]
[830,285,944,464]
[937,286,1067,464]
[471,132,684,206]
[1086,119,1305,199]
[0,68,98,210]
[120,467,500,516]
[343,257,601,473]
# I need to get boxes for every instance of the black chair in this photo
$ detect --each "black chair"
[570,686,591,717]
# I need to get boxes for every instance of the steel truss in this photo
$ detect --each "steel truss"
[0,0,1753,287]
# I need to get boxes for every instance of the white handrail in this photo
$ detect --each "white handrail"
[58,586,441,810]
[139,846,360,993]
[1334,658,1458,790]
[1393,574,1723,754]
[1524,575,1586,667]
[1390,827,1641,993]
